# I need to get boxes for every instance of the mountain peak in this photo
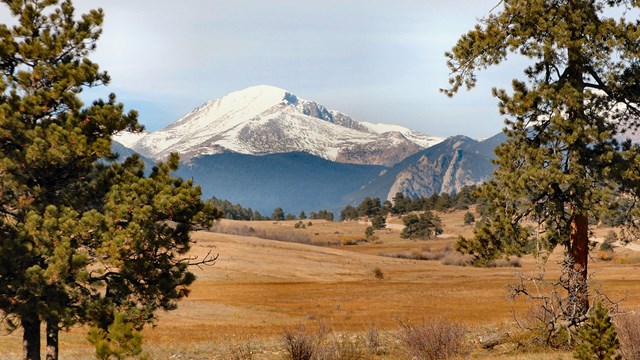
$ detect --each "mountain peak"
[117,85,444,165]
[225,84,289,103]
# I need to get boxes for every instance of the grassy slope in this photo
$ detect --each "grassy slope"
[1,210,639,359]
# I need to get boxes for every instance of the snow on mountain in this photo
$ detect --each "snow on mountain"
[360,121,443,148]
[115,85,444,166]
[113,130,148,148]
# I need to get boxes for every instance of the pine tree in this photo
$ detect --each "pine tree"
[0,1,221,359]
[400,211,443,240]
[371,214,386,230]
[271,207,285,221]
[339,205,358,221]
[446,0,640,316]
[573,302,622,360]
[392,192,408,215]
[463,211,475,225]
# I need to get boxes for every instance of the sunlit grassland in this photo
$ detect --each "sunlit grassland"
[1,208,639,358]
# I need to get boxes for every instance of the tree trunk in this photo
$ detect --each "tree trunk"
[22,312,41,360]
[45,319,59,360]
[569,212,589,315]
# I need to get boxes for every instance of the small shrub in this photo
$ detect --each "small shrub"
[283,325,318,360]
[87,312,143,360]
[364,226,374,238]
[463,211,475,225]
[490,257,522,268]
[600,241,615,252]
[380,247,474,266]
[365,323,383,355]
[340,236,366,245]
[319,334,367,360]
[615,312,640,360]
[398,318,467,360]
[573,302,621,360]
[598,251,614,261]
[439,251,473,267]
[227,338,254,360]
[373,267,384,280]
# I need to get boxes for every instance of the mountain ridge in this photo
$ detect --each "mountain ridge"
[111,85,504,214]
[115,85,443,166]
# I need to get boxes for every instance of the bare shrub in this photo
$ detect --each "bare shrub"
[227,338,254,360]
[615,312,640,360]
[398,318,467,360]
[317,334,367,360]
[508,256,619,350]
[380,246,473,266]
[510,305,571,351]
[491,257,522,268]
[365,323,384,355]
[283,325,318,360]
[211,223,311,244]
[439,251,473,267]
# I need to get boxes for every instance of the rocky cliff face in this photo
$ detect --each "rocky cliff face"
[343,134,504,204]
[384,134,502,200]
[387,148,493,200]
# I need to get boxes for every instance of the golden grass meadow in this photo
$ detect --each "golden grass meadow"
[1,208,640,359]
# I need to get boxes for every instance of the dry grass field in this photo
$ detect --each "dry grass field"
[2,209,640,359]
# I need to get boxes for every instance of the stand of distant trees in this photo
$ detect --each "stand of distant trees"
[207,197,334,221]
[340,185,480,221]
[208,197,266,220]
[209,186,482,224]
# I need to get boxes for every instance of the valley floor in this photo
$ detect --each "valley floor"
[1,210,640,359]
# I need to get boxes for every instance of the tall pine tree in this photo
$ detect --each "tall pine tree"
[0,1,221,359]
[446,0,640,318]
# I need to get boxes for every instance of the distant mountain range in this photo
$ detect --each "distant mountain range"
[113,85,502,214]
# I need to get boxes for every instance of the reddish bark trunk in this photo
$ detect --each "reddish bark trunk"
[570,212,589,314]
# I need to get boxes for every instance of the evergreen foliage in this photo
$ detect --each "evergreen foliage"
[364,226,375,238]
[87,312,143,360]
[357,197,382,218]
[341,185,480,221]
[573,302,622,360]
[271,207,285,221]
[371,214,386,230]
[339,205,359,221]
[308,210,334,221]
[446,0,640,317]
[208,196,263,220]
[463,211,475,225]
[0,1,222,358]
[392,192,410,215]
[400,211,443,240]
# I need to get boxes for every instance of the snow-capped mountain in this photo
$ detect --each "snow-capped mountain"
[116,85,443,166]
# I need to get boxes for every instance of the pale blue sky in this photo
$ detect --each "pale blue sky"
[4,1,522,138]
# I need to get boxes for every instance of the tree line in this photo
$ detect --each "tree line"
[339,185,479,221]
[207,197,335,222]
